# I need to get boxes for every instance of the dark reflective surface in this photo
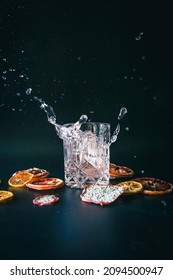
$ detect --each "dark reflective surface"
[0,1,173,260]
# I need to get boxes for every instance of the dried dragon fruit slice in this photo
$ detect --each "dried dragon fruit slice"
[33,195,60,206]
[80,184,124,206]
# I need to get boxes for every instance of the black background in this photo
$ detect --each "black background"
[0,0,173,260]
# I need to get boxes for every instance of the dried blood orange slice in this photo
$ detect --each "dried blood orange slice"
[33,195,59,206]
[25,167,49,182]
[80,184,124,206]
[8,171,34,188]
[110,163,134,179]
[116,180,143,194]
[134,177,173,195]
[13,167,49,182]
[26,178,64,190]
[0,190,14,202]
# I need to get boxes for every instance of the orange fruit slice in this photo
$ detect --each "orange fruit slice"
[8,171,34,188]
[0,190,14,202]
[116,180,143,194]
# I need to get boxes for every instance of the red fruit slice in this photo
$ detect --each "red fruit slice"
[80,184,124,206]
[26,178,64,190]
[33,195,60,206]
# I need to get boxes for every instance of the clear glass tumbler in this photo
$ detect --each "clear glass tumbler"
[63,122,110,188]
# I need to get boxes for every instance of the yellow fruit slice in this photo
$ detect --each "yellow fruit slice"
[0,190,14,202]
[8,171,34,188]
[116,180,143,194]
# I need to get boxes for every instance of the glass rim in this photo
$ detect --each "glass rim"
[63,122,110,127]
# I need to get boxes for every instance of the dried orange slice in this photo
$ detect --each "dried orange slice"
[110,163,134,179]
[134,177,173,195]
[8,171,34,188]
[116,180,143,195]
[0,190,14,202]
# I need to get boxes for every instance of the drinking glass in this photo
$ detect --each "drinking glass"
[62,122,110,188]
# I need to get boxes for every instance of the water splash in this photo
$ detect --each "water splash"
[110,107,128,144]
[33,96,88,139]
[118,107,127,120]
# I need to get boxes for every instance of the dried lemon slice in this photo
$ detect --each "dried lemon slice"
[8,171,34,188]
[116,180,143,194]
[0,190,14,202]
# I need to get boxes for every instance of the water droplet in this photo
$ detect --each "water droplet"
[19,74,24,78]
[125,127,129,131]
[77,56,81,60]
[118,107,127,120]
[2,76,6,80]
[142,56,146,60]
[3,70,7,74]
[133,155,137,158]
[26,88,32,95]
[135,32,144,41]
[141,170,145,174]
[161,200,167,207]
[16,93,20,96]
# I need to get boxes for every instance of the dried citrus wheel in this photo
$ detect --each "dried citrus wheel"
[26,178,64,190]
[13,167,49,182]
[116,180,143,195]
[8,171,34,188]
[0,190,14,202]
[24,167,49,182]
[109,163,134,179]
[134,177,173,195]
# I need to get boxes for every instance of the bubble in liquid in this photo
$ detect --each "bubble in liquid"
[141,170,145,174]
[26,88,32,95]
[125,127,129,131]
[16,92,20,96]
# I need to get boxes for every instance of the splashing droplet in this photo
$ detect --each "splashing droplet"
[26,88,32,95]
[135,32,144,41]
[118,107,127,120]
